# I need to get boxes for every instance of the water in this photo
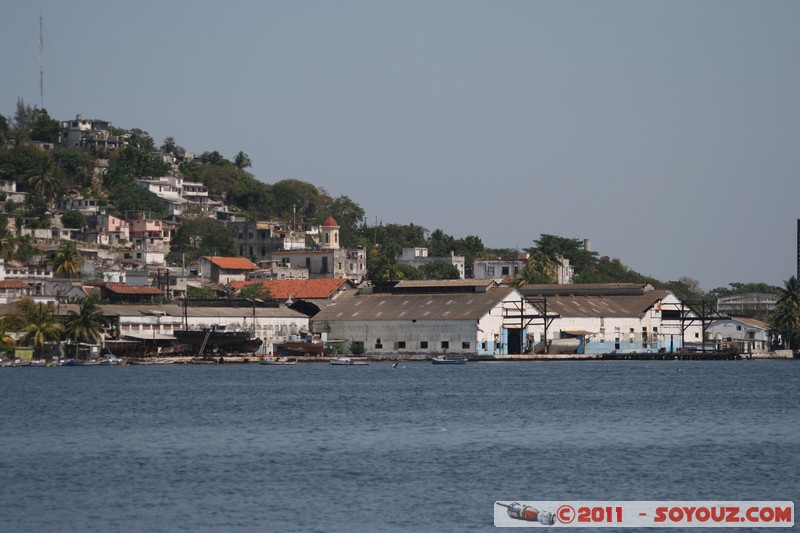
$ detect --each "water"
[1,360,797,532]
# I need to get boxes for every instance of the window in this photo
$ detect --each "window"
[375,339,382,349]
[462,341,470,349]
[420,341,428,349]
[501,266,510,276]
[487,267,495,276]
[736,325,742,331]
[249,246,254,256]
[396,341,406,349]
[441,341,449,349]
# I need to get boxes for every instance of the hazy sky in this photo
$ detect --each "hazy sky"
[2,1,798,290]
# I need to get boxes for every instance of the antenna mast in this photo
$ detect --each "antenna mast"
[38,13,44,107]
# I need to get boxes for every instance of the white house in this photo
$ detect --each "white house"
[707,317,771,354]
[199,256,259,284]
[397,247,466,279]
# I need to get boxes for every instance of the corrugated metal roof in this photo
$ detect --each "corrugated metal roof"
[313,286,516,322]
[539,291,670,318]
[394,279,495,289]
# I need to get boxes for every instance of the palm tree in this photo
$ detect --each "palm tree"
[52,240,82,278]
[518,250,558,285]
[26,156,63,199]
[21,303,62,359]
[771,276,800,349]
[64,297,109,345]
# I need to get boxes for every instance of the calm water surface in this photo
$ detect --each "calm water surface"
[1,360,797,532]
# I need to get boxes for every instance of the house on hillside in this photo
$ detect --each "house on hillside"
[267,216,367,283]
[199,256,259,284]
[519,283,703,354]
[396,248,466,279]
[0,279,32,304]
[61,115,127,151]
[311,279,540,356]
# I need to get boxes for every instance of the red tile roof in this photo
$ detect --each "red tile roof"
[231,278,350,300]
[203,256,259,270]
[0,279,31,289]
[104,284,163,295]
[321,215,339,227]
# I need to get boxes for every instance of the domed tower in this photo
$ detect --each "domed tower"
[321,215,340,250]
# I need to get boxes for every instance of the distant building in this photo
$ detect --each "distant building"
[397,247,466,279]
[707,316,771,354]
[312,279,535,356]
[61,115,127,151]
[199,256,259,284]
[715,293,777,318]
[265,216,367,283]
[0,279,32,304]
[519,283,703,354]
[474,253,528,280]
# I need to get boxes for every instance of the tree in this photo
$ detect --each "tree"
[161,136,179,155]
[64,296,109,345]
[61,210,86,229]
[0,115,9,143]
[168,218,237,264]
[518,250,558,285]
[233,151,251,170]
[240,283,272,300]
[52,241,82,278]
[427,229,456,257]
[29,108,61,143]
[187,285,218,299]
[419,260,460,280]
[13,98,35,134]
[666,276,705,304]
[26,155,63,199]
[21,302,62,359]
[770,276,800,349]
[53,148,93,189]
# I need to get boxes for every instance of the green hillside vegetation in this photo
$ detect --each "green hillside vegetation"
[1,101,792,333]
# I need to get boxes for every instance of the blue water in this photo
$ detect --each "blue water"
[1,360,797,532]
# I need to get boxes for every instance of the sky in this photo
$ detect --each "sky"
[1,1,798,291]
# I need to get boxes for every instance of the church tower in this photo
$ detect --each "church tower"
[321,215,340,250]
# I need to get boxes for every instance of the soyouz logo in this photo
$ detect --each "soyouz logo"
[493,501,794,528]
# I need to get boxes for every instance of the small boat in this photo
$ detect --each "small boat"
[431,355,468,365]
[259,357,297,365]
[329,357,369,366]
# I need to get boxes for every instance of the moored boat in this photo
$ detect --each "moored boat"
[259,357,297,365]
[329,357,369,366]
[431,355,468,365]
[173,324,263,355]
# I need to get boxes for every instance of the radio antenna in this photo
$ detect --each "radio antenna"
[38,13,44,107]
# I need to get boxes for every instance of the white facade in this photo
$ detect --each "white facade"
[707,318,771,354]
[110,305,309,356]
[397,247,466,279]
